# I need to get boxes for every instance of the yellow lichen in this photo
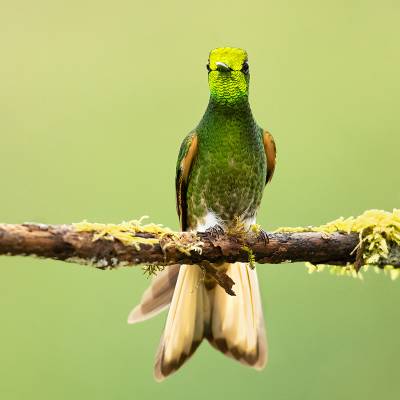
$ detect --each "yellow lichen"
[225,218,263,239]
[250,223,262,235]
[142,264,165,277]
[226,216,247,236]
[160,231,203,256]
[242,245,256,269]
[278,209,400,279]
[73,216,203,257]
[74,217,170,250]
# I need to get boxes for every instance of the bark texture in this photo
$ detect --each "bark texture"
[0,223,398,294]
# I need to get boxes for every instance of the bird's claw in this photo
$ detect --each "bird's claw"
[205,224,225,238]
[258,229,269,244]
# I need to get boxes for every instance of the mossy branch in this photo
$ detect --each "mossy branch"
[0,210,399,293]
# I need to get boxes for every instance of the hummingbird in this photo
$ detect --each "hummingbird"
[128,47,276,381]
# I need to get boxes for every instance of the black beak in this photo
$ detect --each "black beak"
[215,62,231,72]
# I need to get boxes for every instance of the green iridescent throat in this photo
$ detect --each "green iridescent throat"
[208,71,249,105]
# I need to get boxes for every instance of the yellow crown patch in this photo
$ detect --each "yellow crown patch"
[209,47,248,71]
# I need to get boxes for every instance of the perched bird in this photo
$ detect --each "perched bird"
[128,47,276,381]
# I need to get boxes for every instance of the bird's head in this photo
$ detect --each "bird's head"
[207,47,249,105]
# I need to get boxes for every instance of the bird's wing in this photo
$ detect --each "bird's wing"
[262,130,277,184]
[175,132,198,230]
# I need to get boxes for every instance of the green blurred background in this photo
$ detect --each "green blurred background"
[0,0,399,399]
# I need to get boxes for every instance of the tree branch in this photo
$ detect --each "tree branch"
[0,223,356,265]
[0,212,399,294]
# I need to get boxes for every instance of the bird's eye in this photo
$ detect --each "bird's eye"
[241,61,249,74]
[206,63,211,72]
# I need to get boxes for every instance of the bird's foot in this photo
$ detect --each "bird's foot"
[257,228,270,245]
[205,224,225,239]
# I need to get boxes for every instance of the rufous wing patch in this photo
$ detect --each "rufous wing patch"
[176,133,198,230]
[263,130,276,184]
[181,134,198,181]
